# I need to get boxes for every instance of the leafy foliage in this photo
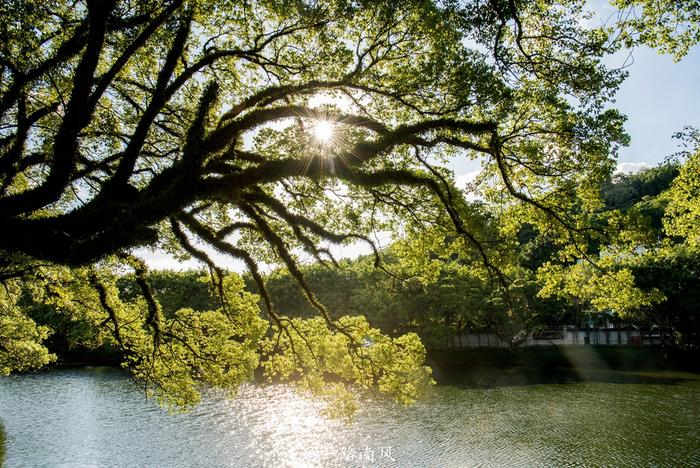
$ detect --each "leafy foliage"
[262,315,433,418]
[664,150,700,246]
[534,154,700,343]
[602,164,679,212]
[612,0,700,60]
[123,274,268,409]
[1,0,698,412]
[117,270,217,317]
[0,278,55,375]
[537,259,664,315]
[627,244,700,345]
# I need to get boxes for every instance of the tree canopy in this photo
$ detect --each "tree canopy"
[0,0,630,269]
[611,0,700,61]
[1,0,698,415]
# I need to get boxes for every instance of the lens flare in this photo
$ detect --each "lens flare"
[313,120,334,143]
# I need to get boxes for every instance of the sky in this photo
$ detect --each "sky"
[448,43,700,179]
[136,14,700,271]
[612,45,700,170]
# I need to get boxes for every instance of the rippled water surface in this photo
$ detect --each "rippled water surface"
[1,367,699,467]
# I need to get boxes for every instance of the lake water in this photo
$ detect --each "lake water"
[1,366,699,467]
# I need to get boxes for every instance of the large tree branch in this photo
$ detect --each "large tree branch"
[0,0,116,217]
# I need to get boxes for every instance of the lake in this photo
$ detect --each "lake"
[1,366,699,467]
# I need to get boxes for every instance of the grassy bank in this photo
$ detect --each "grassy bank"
[427,346,700,386]
[428,346,700,369]
[0,421,6,467]
[48,344,700,385]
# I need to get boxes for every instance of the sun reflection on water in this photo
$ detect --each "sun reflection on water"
[217,385,343,467]
[1,368,699,467]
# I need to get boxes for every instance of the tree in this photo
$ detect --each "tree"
[664,150,700,246]
[535,142,700,344]
[611,0,700,61]
[0,0,679,412]
[0,0,626,269]
[628,244,700,346]
[0,276,54,374]
[117,269,217,315]
[601,164,679,212]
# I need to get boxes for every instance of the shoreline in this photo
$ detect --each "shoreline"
[36,345,700,383]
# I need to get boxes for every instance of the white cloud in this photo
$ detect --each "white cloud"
[454,170,481,189]
[616,161,651,175]
[454,170,482,201]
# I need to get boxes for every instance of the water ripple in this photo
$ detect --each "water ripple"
[0,368,698,467]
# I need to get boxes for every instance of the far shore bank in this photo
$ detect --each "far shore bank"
[427,346,700,385]
[37,345,700,385]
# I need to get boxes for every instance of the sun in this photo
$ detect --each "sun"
[312,120,334,143]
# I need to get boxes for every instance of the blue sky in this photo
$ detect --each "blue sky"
[450,41,700,180]
[446,38,700,190]
[612,44,700,169]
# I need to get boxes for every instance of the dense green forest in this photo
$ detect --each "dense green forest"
[24,155,700,360]
[144,153,695,351]
[2,0,699,416]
